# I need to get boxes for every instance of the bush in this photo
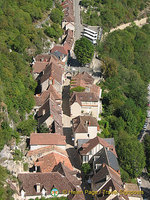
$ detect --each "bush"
[70,86,85,93]
[81,163,91,175]
[23,163,28,171]
[13,149,23,161]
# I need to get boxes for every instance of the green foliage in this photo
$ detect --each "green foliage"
[13,149,23,161]
[44,23,63,40]
[50,8,64,25]
[81,163,91,175]
[70,86,85,93]
[23,163,29,171]
[117,133,145,178]
[29,197,68,200]
[81,0,148,30]
[38,123,49,133]
[74,37,94,65]
[17,115,37,136]
[143,135,150,174]
[120,167,130,182]
[0,166,14,200]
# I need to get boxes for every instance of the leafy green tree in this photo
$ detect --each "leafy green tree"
[143,135,150,174]
[81,163,91,175]
[74,37,94,65]
[117,133,145,178]
[70,86,85,93]
[38,123,49,133]
[50,8,64,25]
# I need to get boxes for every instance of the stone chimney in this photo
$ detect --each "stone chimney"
[36,183,40,193]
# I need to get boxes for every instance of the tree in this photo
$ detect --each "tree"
[50,8,64,24]
[117,133,145,178]
[70,86,85,93]
[74,37,94,65]
[143,135,150,174]
[81,163,91,175]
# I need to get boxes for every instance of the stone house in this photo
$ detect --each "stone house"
[40,62,64,94]
[30,133,66,151]
[37,97,63,134]
[71,115,100,147]
[78,136,117,163]
[70,92,101,119]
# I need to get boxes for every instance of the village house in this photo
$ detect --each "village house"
[34,152,73,173]
[91,164,128,200]
[37,97,63,134]
[61,0,75,31]
[70,91,101,119]
[30,133,66,151]
[27,144,69,165]
[34,85,62,113]
[40,61,64,94]
[79,136,117,163]
[32,54,60,80]
[89,146,120,173]
[71,115,100,147]
[18,170,85,200]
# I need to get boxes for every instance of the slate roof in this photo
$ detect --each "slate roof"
[77,139,90,149]
[70,92,99,106]
[40,62,63,84]
[34,152,73,172]
[79,136,117,157]
[18,172,75,196]
[72,116,99,133]
[103,138,115,147]
[30,133,66,146]
[91,147,120,172]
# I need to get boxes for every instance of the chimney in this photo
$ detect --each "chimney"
[36,183,40,193]
[123,183,126,189]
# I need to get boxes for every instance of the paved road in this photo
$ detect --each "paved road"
[73,0,83,41]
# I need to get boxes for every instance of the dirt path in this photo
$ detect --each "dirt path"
[102,17,148,40]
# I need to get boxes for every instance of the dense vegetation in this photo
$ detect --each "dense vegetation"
[80,0,149,31]
[0,166,14,200]
[98,24,150,178]
[44,5,64,42]
[29,197,68,200]
[143,135,150,175]
[74,37,94,65]
[0,0,54,148]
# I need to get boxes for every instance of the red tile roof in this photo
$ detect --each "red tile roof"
[34,152,73,172]
[51,45,68,55]
[32,62,49,73]
[27,145,68,157]
[30,133,66,146]
[79,136,117,157]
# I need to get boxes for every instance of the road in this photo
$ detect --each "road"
[73,0,83,41]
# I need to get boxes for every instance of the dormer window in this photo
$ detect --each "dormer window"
[43,109,46,115]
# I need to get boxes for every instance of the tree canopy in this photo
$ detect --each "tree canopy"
[117,133,145,178]
[74,37,94,65]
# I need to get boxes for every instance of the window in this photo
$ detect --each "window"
[87,134,89,137]
[82,155,89,162]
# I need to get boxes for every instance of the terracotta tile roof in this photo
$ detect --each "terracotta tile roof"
[71,72,94,86]
[27,145,68,157]
[51,45,68,55]
[89,84,101,97]
[18,172,75,196]
[32,62,49,73]
[34,85,62,107]
[30,133,66,146]
[79,136,117,156]
[70,92,99,106]
[62,0,74,23]
[40,62,64,84]
[34,54,58,62]
[34,152,73,172]
[72,116,99,133]
[63,29,74,50]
